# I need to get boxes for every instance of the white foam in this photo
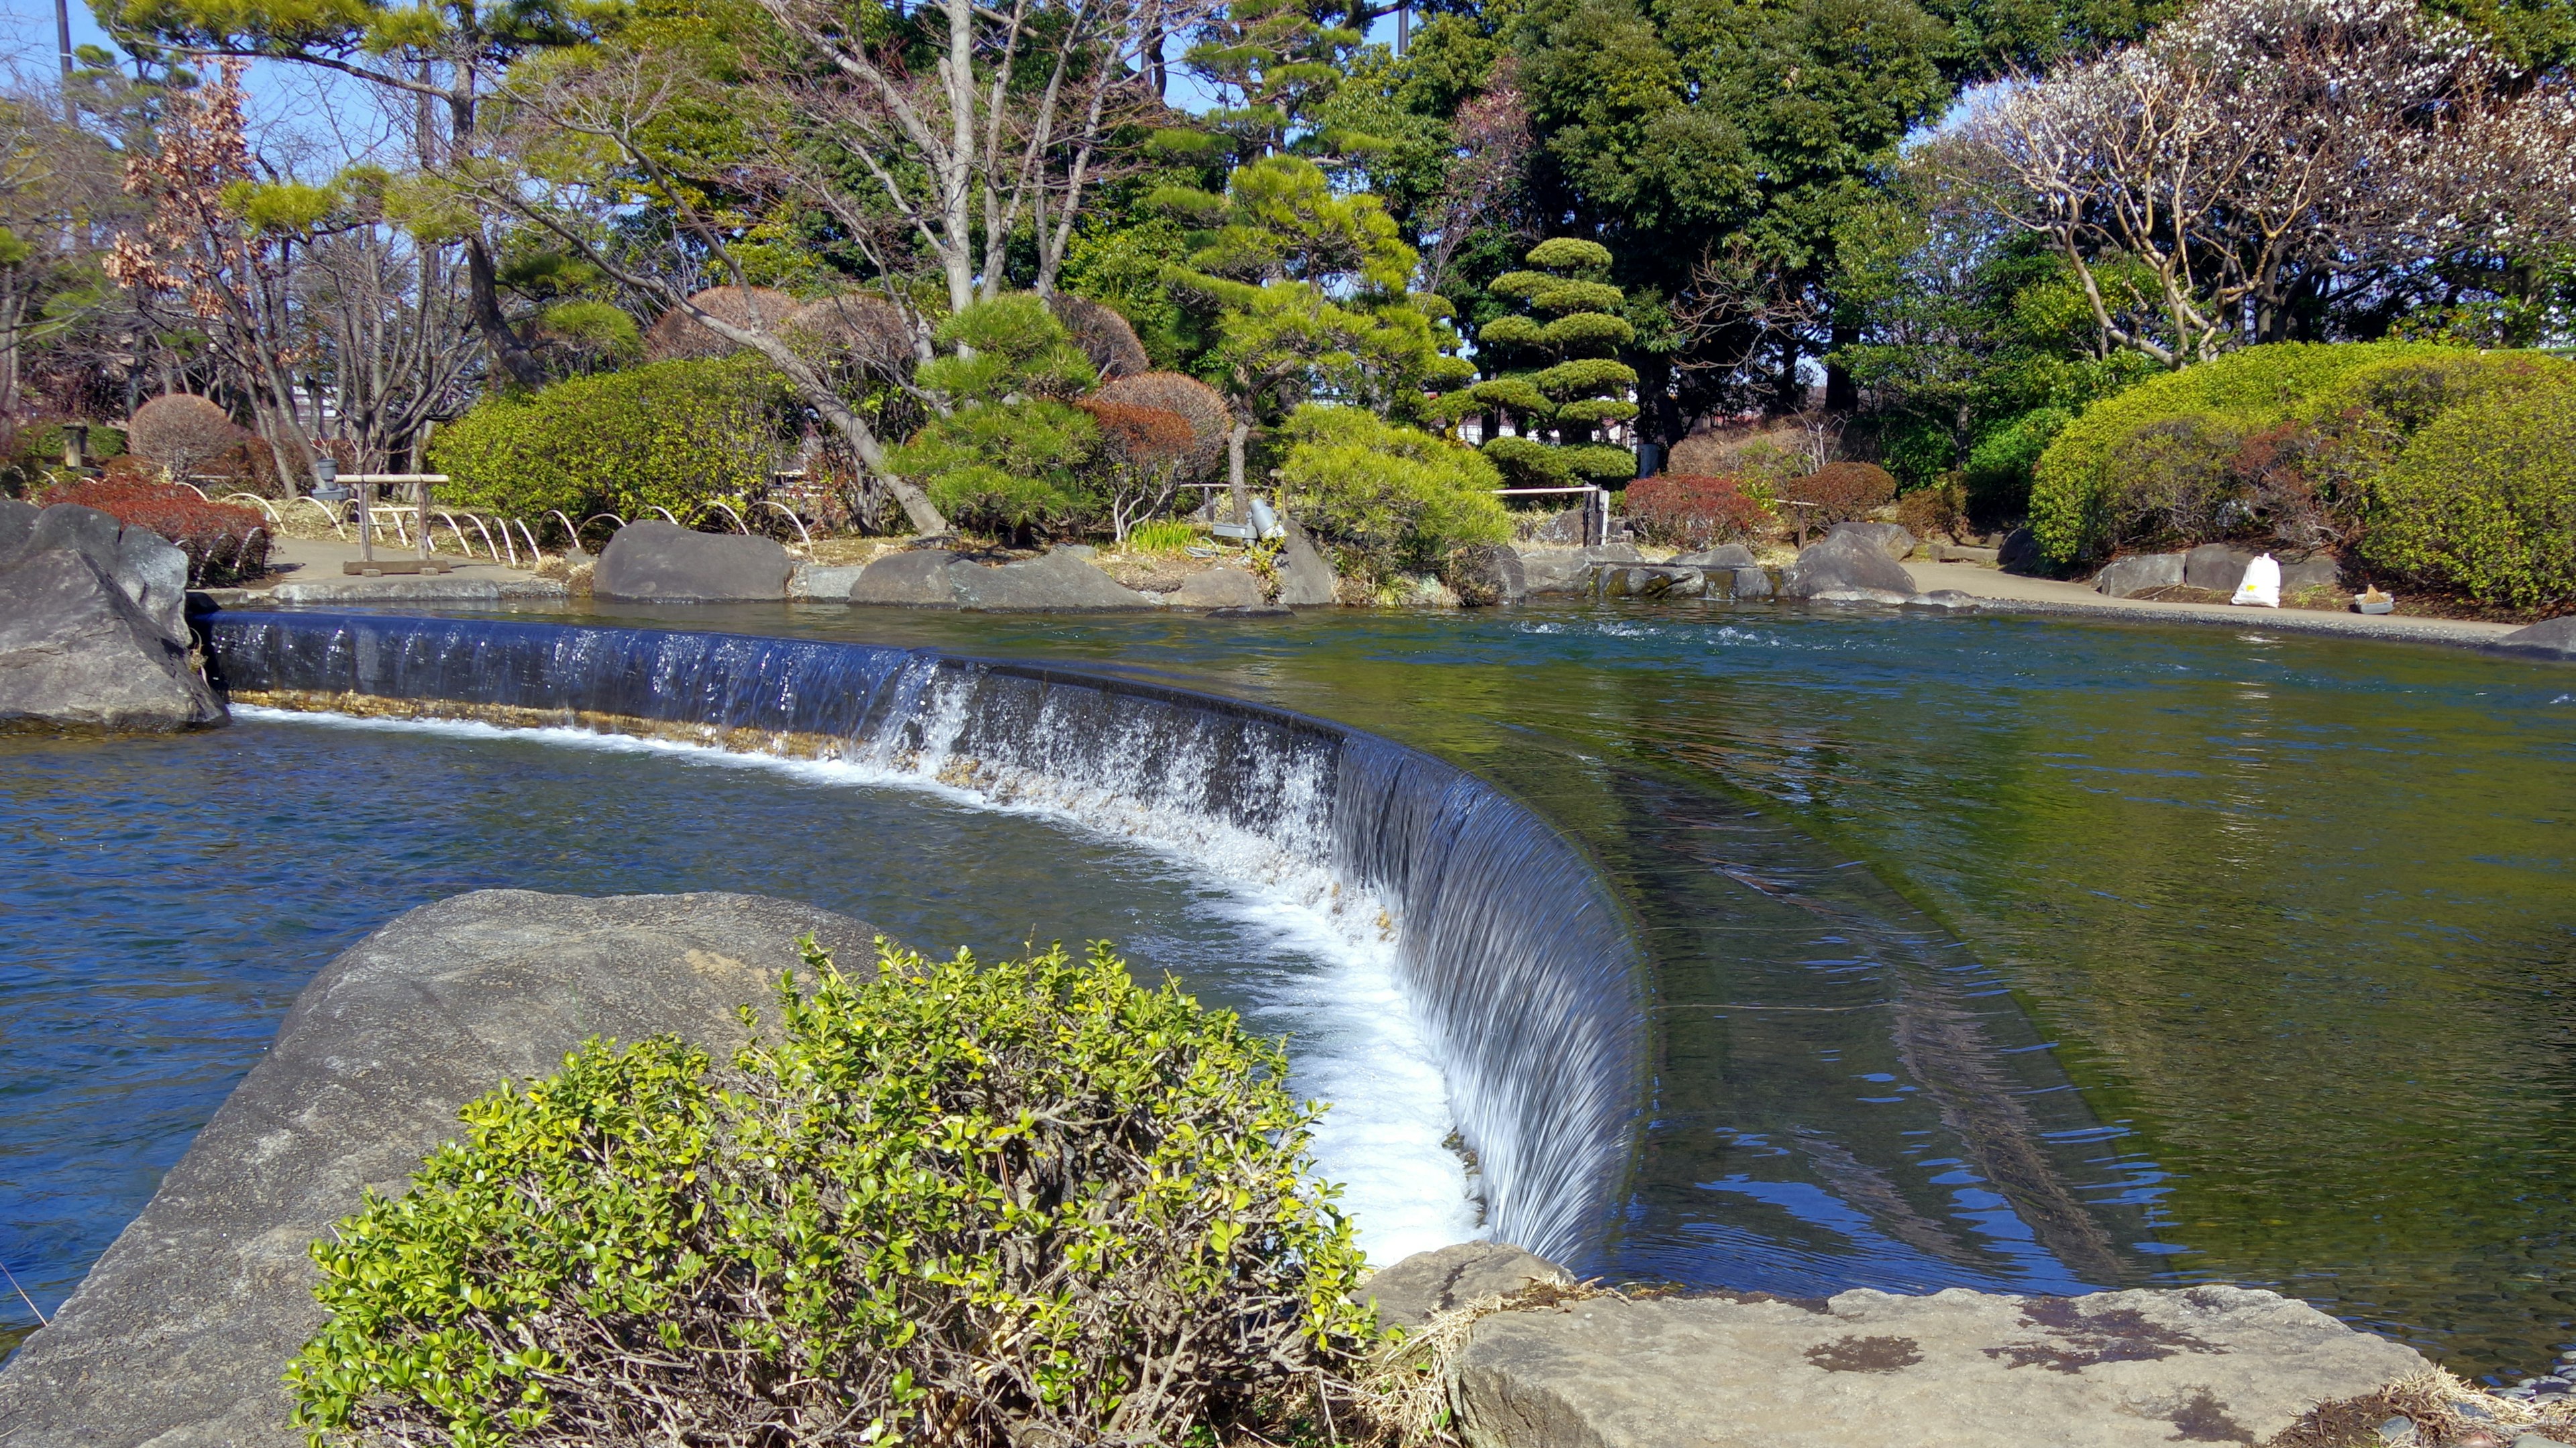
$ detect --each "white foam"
[234,705,1481,1263]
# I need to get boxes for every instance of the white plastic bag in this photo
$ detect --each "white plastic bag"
[2232,553,2281,608]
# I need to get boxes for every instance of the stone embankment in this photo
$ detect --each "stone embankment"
[0,889,879,1448]
[0,498,223,731]
[1364,1242,2550,1448]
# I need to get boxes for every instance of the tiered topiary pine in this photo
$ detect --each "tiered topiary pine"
[1464,238,1640,489]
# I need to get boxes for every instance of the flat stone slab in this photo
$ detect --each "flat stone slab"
[1453,1284,2430,1448]
[0,889,879,1448]
[2498,614,2576,657]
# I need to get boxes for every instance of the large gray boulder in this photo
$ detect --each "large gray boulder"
[0,549,223,732]
[1169,565,1267,609]
[2497,614,2576,657]
[953,549,1154,610]
[1827,520,1916,560]
[1361,1242,1570,1329]
[1276,518,1340,607]
[0,890,879,1448]
[1596,564,1705,600]
[2279,553,2342,594]
[6,502,191,644]
[1519,545,1643,596]
[849,548,968,604]
[1671,543,1758,569]
[848,548,1155,610]
[1450,1280,2430,1448]
[0,494,38,551]
[1447,545,1526,606]
[1783,535,1919,601]
[2184,543,2256,594]
[594,520,792,602]
[2094,551,2185,598]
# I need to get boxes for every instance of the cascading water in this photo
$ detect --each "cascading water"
[203,611,1650,1268]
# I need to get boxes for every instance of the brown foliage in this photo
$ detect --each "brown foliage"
[1077,400,1195,465]
[1894,483,1967,543]
[127,394,251,477]
[785,294,917,375]
[42,474,271,585]
[1049,294,1150,379]
[643,286,800,361]
[1095,371,1228,478]
[1625,474,1772,549]
[1781,462,1898,526]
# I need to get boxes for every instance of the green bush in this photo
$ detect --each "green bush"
[896,398,1101,536]
[2029,341,2453,563]
[1962,406,2069,521]
[427,354,796,526]
[286,938,1379,1448]
[1278,404,1510,579]
[2362,374,2576,608]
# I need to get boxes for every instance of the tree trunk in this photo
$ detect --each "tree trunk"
[464,234,547,390]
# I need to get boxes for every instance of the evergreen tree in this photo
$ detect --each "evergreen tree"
[1462,237,1638,486]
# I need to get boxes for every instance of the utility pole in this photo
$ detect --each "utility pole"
[55,0,76,123]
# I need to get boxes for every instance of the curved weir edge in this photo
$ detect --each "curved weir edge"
[201,610,1652,1268]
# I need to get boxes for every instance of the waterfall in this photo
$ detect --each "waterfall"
[204,611,1650,1268]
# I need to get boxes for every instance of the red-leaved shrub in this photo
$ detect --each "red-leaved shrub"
[1780,461,1898,526]
[43,471,272,586]
[1624,474,1772,549]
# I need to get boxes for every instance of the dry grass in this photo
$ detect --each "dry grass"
[2263,1368,2576,1448]
[1341,1279,1620,1446]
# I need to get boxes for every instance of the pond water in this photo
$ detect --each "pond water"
[6,596,2573,1378]
[0,710,1475,1363]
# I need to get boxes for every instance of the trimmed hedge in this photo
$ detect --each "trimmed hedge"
[287,938,1379,1448]
[2028,342,2454,563]
[2361,374,2576,608]
[427,355,798,526]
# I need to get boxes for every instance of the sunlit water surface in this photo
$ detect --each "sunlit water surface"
[6,594,2574,1378]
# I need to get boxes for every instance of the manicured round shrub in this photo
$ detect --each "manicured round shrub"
[286,939,1380,1448]
[1277,403,1509,579]
[1780,461,1897,527]
[42,471,271,585]
[2361,375,2576,608]
[1049,294,1151,379]
[1625,474,1772,548]
[2029,341,2452,563]
[427,354,798,526]
[127,394,248,478]
[896,397,1102,535]
[641,285,799,361]
[1094,370,1230,480]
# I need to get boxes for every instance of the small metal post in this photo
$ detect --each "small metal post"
[358,482,376,567]
[415,478,432,563]
[62,423,87,469]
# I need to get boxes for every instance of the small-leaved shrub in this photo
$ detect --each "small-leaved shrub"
[1276,404,1509,581]
[286,938,1381,1448]
[2028,341,2451,563]
[1780,461,1897,528]
[1623,474,1772,549]
[42,471,271,584]
[428,354,798,525]
[2361,373,2576,608]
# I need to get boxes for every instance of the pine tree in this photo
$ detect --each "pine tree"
[1463,238,1640,487]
